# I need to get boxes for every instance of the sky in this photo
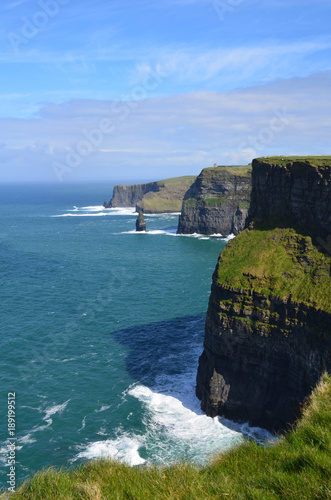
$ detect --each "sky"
[0,0,331,183]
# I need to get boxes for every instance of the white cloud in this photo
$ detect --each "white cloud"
[0,71,330,183]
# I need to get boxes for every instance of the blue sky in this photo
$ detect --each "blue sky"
[1,0,331,183]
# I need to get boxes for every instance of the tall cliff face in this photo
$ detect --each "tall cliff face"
[177,166,251,236]
[104,176,196,213]
[104,182,159,208]
[249,157,331,237]
[196,157,331,432]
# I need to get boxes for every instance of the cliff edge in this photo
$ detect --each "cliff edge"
[177,165,251,236]
[104,176,196,214]
[248,156,331,238]
[196,156,331,432]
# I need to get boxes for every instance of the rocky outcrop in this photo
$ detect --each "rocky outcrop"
[196,156,331,432]
[177,166,251,236]
[104,176,196,214]
[196,271,331,432]
[104,182,159,208]
[249,157,331,238]
[136,210,146,232]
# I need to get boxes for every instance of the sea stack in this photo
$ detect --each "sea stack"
[136,210,147,232]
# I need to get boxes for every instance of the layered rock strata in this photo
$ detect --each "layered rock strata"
[104,182,158,208]
[104,176,196,214]
[196,157,331,432]
[177,166,251,236]
[249,157,331,237]
[136,210,146,232]
[197,264,331,431]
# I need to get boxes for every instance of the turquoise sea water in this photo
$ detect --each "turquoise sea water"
[0,183,270,490]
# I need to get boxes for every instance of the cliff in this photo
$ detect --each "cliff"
[196,156,331,432]
[177,165,251,236]
[104,182,158,208]
[5,373,331,498]
[104,176,196,214]
[249,156,331,238]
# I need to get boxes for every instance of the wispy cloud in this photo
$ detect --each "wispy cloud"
[0,71,330,183]
[1,37,330,120]
[5,0,28,9]
[2,37,330,65]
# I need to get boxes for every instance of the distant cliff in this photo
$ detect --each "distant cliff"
[196,156,331,432]
[104,182,158,208]
[177,166,251,236]
[104,176,196,214]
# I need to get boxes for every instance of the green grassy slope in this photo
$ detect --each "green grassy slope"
[257,156,331,167]
[2,373,330,499]
[216,223,331,314]
[200,165,252,177]
[139,175,196,213]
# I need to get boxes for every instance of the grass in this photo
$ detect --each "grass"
[256,156,331,167]
[182,166,251,209]
[156,176,197,189]
[217,224,331,313]
[183,197,198,206]
[139,176,196,212]
[238,201,250,209]
[201,165,252,178]
[204,196,227,205]
[2,373,330,499]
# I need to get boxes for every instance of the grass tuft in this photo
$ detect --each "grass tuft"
[2,374,330,499]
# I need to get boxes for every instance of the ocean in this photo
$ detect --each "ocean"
[0,183,270,490]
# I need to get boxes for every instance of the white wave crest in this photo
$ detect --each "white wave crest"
[80,206,107,211]
[52,213,109,217]
[51,206,136,217]
[43,400,70,421]
[73,435,146,466]
[18,434,37,445]
[95,405,111,413]
[120,229,176,236]
[127,384,243,464]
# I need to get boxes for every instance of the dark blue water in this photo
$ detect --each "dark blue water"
[0,183,269,490]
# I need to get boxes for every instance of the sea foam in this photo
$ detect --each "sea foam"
[51,206,136,217]
[127,383,243,465]
[73,435,146,466]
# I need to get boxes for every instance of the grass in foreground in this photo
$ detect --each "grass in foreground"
[2,374,330,499]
